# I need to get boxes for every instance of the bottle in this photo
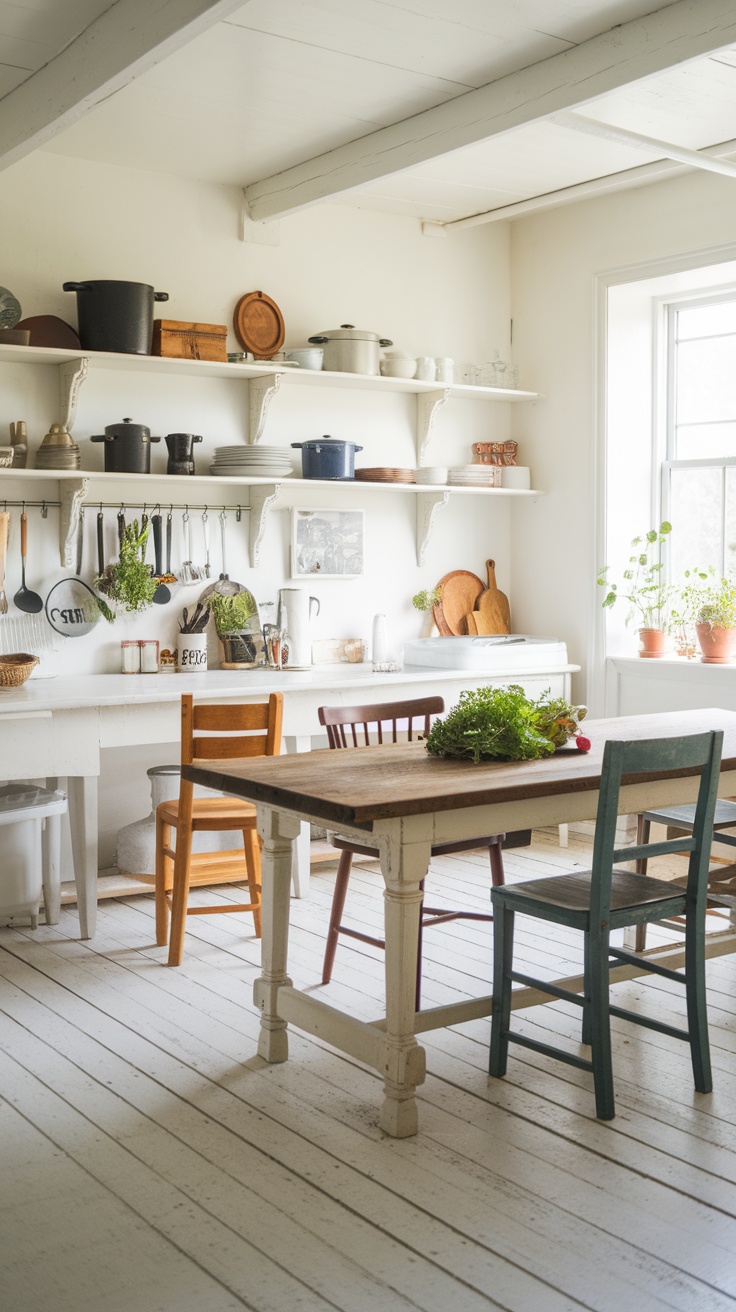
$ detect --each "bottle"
[372,613,388,666]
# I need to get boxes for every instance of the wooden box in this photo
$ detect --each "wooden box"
[152,319,227,362]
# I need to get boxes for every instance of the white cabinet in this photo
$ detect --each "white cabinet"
[0,344,543,566]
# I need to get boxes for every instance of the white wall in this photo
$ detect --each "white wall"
[0,150,517,674]
[509,169,736,710]
[0,151,516,863]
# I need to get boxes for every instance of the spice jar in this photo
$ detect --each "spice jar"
[140,640,159,673]
[121,640,140,674]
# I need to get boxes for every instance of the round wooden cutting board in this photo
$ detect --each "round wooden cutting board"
[233,290,285,358]
[432,569,485,635]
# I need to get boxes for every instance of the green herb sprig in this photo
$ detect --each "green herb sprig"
[95,520,157,621]
[425,685,586,764]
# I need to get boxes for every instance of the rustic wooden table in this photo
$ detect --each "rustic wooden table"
[184,708,736,1137]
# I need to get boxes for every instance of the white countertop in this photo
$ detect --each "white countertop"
[0,661,579,713]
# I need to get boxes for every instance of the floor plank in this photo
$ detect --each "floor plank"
[2,828,736,1310]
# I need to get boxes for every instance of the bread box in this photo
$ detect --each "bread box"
[152,319,227,362]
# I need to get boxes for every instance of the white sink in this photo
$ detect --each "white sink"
[403,635,569,671]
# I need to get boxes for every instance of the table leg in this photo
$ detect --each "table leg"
[379,829,431,1138]
[41,812,62,926]
[283,735,312,898]
[68,775,98,940]
[253,805,302,1064]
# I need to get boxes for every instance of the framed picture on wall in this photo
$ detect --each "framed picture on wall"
[291,508,364,578]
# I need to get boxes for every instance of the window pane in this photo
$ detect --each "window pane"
[675,337,736,425]
[677,301,736,340]
[674,423,736,459]
[669,466,722,577]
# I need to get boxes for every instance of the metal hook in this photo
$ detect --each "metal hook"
[202,508,208,523]
[183,505,189,521]
[21,500,25,513]
[41,500,48,520]
[236,505,242,522]
[154,503,160,515]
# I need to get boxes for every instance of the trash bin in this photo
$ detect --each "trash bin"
[0,783,68,928]
[116,765,233,879]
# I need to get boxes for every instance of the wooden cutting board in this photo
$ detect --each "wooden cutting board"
[15,315,80,348]
[233,290,285,358]
[473,559,511,634]
[432,569,484,635]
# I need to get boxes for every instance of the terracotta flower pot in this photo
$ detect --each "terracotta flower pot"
[638,627,666,658]
[695,622,736,664]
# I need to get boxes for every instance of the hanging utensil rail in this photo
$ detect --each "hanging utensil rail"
[0,499,245,516]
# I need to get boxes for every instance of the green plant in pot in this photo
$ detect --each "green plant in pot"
[597,521,674,657]
[691,576,736,664]
[211,589,260,665]
[95,520,157,620]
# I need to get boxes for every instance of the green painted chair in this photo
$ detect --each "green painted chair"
[489,731,723,1120]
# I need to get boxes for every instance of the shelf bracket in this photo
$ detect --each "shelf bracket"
[58,357,89,433]
[416,388,450,466]
[416,489,449,566]
[248,483,280,566]
[248,373,282,443]
[59,476,89,568]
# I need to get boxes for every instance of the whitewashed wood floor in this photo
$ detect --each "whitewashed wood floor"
[3,829,736,1312]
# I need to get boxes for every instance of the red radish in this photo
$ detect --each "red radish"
[576,735,591,752]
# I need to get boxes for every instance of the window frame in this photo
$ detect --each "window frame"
[660,285,736,579]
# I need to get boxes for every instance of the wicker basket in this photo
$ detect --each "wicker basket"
[0,653,39,687]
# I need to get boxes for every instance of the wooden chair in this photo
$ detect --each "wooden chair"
[156,692,283,966]
[318,696,507,1009]
[630,799,736,950]
[489,730,722,1119]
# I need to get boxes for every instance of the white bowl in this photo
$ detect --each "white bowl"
[380,358,417,379]
[286,347,323,370]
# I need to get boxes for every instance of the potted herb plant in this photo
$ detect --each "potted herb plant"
[597,521,674,657]
[211,589,260,665]
[691,576,736,663]
[95,520,157,620]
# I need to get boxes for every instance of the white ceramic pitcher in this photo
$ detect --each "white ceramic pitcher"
[277,588,320,669]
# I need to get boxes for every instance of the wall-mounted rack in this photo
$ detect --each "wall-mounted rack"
[0,468,541,569]
[0,342,541,454]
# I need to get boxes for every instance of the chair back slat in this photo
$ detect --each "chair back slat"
[181,693,283,766]
[590,731,723,925]
[318,696,444,751]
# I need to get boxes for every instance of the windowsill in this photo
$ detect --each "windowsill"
[609,655,736,673]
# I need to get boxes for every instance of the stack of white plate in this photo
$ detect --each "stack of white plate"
[209,445,294,478]
[448,465,502,487]
[416,466,448,484]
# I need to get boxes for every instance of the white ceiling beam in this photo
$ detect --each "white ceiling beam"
[554,111,736,180]
[424,132,736,234]
[0,0,249,173]
[244,0,736,221]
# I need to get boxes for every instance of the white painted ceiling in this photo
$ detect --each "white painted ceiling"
[4,0,736,222]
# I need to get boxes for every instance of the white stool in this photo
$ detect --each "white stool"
[0,783,67,929]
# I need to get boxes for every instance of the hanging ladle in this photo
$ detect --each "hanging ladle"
[14,510,43,613]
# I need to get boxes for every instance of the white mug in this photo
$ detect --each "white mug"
[435,357,454,382]
[415,356,437,382]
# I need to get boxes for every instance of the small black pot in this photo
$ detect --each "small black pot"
[291,435,363,480]
[90,418,161,474]
[165,432,203,475]
[63,280,168,355]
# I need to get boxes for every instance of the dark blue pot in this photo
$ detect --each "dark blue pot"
[292,435,363,480]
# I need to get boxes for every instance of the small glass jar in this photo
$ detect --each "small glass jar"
[121,640,140,674]
[140,640,160,673]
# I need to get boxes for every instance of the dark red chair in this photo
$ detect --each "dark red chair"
[318,696,507,1009]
